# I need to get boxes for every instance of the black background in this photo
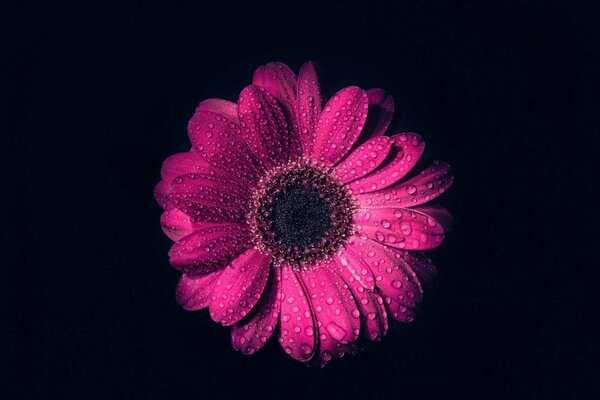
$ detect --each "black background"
[2,0,598,399]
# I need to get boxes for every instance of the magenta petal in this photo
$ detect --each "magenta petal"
[238,85,292,169]
[363,88,395,138]
[313,86,369,166]
[160,209,194,241]
[176,271,223,311]
[297,61,322,156]
[354,207,446,250]
[346,238,422,309]
[209,249,270,326]
[333,255,388,341]
[337,245,376,290]
[279,265,317,362]
[188,109,258,180]
[168,223,250,273]
[301,264,361,363]
[195,98,239,122]
[349,133,425,194]
[356,160,453,208]
[231,267,282,355]
[412,204,454,232]
[334,136,393,183]
[400,251,437,286]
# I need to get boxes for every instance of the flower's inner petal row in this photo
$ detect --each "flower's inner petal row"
[354,207,446,250]
[252,62,302,160]
[301,264,361,364]
[356,160,453,208]
[345,238,422,322]
[160,209,195,241]
[209,249,271,326]
[176,270,223,311]
[188,109,258,181]
[278,265,317,361]
[332,252,388,341]
[362,88,395,138]
[334,136,393,184]
[313,86,369,166]
[168,223,251,274]
[231,267,282,355]
[297,61,322,156]
[349,133,425,194]
[238,85,292,170]
[195,98,239,122]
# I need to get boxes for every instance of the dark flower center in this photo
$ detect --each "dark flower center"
[248,159,355,268]
[270,184,333,248]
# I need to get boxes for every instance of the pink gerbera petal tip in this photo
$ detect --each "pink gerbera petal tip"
[155,61,453,366]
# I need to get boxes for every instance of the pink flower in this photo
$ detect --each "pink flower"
[155,62,453,366]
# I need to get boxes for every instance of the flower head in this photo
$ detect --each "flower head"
[155,62,453,366]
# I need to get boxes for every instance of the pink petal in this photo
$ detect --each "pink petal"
[401,251,437,286]
[297,61,322,155]
[231,267,282,355]
[176,270,223,310]
[334,136,393,183]
[349,133,425,194]
[188,109,258,180]
[354,207,446,250]
[363,88,394,138]
[209,249,271,326]
[356,160,453,208]
[337,246,376,290]
[313,86,369,166]
[168,223,250,273]
[160,209,195,241]
[301,264,361,363]
[412,204,454,232]
[385,296,416,323]
[332,256,388,341]
[238,85,292,170]
[195,98,239,122]
[154,169,249,223]
[278,265,317,362]
[345,238,422,309]
[252,62,302,160]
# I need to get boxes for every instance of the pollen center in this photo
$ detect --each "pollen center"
[248,158,355,268]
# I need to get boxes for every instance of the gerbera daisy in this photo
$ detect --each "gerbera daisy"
[155,61,453,366]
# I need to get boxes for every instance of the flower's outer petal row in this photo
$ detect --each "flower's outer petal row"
[195,98,239,122]
[176,270,223,310]
[279,265,317,362]
[345,238,422,322]
[252,62,302,159]
[356,160,453,208]
[188,108,258,181]
[231,267,282,355]
[412,205,454,232]
[363,88,395,138]
[209,249,271,326]
[238,85,292,170]
[160,209,195,242]
[301,264,361,364]
[333,252,388,341]
[313,86,369,166]
[168,223,250,274]
[297,61,322,156]
[337,246,376,290]
[398,251,437,287]
[155,175,249,223]
[349,133,425,194]
[354,207,446,250]
[334,136,393,183]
